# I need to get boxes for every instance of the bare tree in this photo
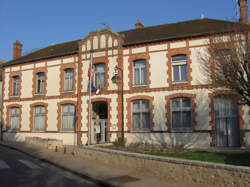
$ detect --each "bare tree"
[200,28,250,106]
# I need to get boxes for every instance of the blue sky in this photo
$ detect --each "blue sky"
[0,0,247,61]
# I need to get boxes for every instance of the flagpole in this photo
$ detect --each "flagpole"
[88,53,93,146]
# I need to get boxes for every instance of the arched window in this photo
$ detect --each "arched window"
[61,104,75,131]
[12,75,20,96]
[171,54,188,82]
[171,97,192,131]
[36,72,45,94]
[94,63,105,89]
[64,68,74,91]
[33,106,45,131]
[133,59,146,85]
[9,107,20,130]
[132,99,150,131]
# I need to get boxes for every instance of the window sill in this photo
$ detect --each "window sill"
[60,130,75,133]
[9,95,20,98]
[132,85,148,89]
[171,129,193,133]
[61,90,74,93]
[32,130,45,133]
[172,81,188,85]
[34,93,45,96]
[7,130,19,133]
[131,129,151,133]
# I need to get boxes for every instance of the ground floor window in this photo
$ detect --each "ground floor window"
[62,104,75,131]
[10,107,20,130]
[34,106,45,131]
[132,99,150,131]
[171,97,192,131]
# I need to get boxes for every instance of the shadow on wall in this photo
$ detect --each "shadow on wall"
[2,131,27,142]
[125,92,211,149]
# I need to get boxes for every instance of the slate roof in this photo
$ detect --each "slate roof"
[3,18,250,67]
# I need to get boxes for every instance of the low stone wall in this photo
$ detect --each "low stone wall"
[74,146,250,187]
[25,137,63,149]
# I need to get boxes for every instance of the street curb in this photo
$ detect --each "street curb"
[0,143,117,187]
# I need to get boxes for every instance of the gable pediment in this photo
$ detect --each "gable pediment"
[79,28,123,52]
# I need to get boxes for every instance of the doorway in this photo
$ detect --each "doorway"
[92,101,108,144]
[214,96,240,147]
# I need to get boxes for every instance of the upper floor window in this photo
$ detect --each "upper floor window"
[216,49,231,57]
[132,99,150,131]
[61,104,75,131]
[12,76,20,96]
[133,59,146,85]
[94,63,105,89]
[215,49,231,62]
[64,68,74,91]
[171,54,188,82]
[9,107,20,130]
[36,72,45,94]
[34,106,45,131]
[171,97,192,131]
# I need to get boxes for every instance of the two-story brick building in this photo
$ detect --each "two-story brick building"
[1,16,250,148]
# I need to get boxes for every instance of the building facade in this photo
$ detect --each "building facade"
[1,18,250,148]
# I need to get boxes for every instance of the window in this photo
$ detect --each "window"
[36,72,45,94]
[94,63,105,89]
[171,54,188,82]
[64,68,74,91]
[132,100,150,131]
[34,106,45,131]
[61,104,75,131]
[133,59,146,85]
[9,107,20,130]
[216,49,231,57]
[12,76,20,96]
[215,49,231,62]
[171,97,192,131]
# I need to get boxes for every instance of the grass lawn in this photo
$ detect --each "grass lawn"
[146,151,250,167]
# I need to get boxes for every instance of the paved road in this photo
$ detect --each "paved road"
[0,145,99,187]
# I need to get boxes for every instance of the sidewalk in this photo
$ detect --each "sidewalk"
[0,141,205,187]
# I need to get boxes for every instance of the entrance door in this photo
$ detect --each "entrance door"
[93,119,107,143]
[92,101,108,144]
[214,96,240,147]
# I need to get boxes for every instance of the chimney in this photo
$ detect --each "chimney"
[238,0,248,24]
[135,19,144,29]
[13,40,23,59]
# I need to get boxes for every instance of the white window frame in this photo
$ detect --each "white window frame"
[171,55,188,83]
[133,59,147,86]
[64,68,74,91]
